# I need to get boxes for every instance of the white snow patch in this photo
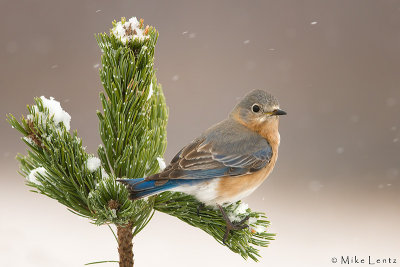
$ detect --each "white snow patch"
[101,168,109,178]
[157,157,166,170]
[249,217,267,233]
[23,136,35,146]
[26,114,33,121]
[311,21,318,25]
[112,17,148,44]
[27,167,47,185]
[40,96,71,131]
[110,209,117,218]
[147,82,153,100]
[228,202,249,222]
[87,157,101,172]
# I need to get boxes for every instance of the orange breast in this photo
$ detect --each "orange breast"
[215,149,278,204]
[215,115,281,204]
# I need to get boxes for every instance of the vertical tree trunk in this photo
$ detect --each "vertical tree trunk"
[117,222,134,267]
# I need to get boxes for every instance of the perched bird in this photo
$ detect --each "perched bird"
[118,89,286,241]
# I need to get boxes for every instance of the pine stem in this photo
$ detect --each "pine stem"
[117,222,134,267]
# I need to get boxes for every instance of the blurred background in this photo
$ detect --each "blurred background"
[1,0,399,266]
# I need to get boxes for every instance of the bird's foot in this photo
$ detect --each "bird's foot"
[217,204,250,244]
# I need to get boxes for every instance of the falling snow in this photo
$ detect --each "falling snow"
[386,97,397,108]
[336,147,344,154]
[309,180,323,192]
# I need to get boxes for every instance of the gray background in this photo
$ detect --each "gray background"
[1,0,399,266]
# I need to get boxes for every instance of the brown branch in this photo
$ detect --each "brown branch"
[117,222,134,267]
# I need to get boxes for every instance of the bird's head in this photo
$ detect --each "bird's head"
[230,89,286,131]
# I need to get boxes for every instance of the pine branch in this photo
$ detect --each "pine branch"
[155,193,275,261]
[6,16,275,266]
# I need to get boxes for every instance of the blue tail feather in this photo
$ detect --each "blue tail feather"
[118,178,202,200]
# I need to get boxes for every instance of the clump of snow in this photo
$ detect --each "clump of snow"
[147,82,153,100]
[27,167,47,185]
[157,157,167,171]
[110,209,117,218]
[311,21,318,25]
[157,157,166,170]
[23,136,35,146]
[249,217,267,233]
[112,17,149,44]
[28,96,71,132]
[40,96,71,131]
[101,168,109,178]
[227,202,249,222]
[26,114,34,121]
[87,157,101,172]
[235,202,249,214]
[42,133,52,143]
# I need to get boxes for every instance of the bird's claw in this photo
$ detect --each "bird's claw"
[196,203,205,217]
[222,215,250,244]
[217,204,250,244]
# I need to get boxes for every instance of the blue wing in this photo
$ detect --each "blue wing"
[149,129,273,181]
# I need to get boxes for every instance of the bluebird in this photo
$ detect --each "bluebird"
[118,89,286,241]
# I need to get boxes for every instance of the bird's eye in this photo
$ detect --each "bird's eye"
[252,104,261,113]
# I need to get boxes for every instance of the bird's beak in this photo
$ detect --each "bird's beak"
[272,109,287,116]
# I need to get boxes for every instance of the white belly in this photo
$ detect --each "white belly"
[170,178,221,206]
